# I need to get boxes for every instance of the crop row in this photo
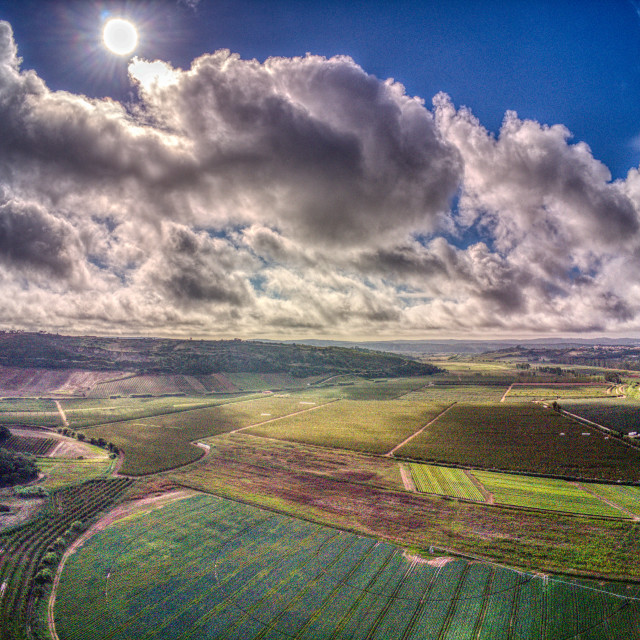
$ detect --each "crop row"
[54,494,640,640]
[409,463,485,501]
[2,434,56,456]
[0,478,133,640]
[395,402,640,482]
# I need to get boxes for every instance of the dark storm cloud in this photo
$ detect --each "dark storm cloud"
[140,224,254,306]
[0,199,83,280]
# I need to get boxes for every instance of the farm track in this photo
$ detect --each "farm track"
[385,403,456,457]
[48,489,195,640]
[228,398,340,434]
[464,469,494,504]
[500,384,513,402]
[400,464,416,492]
[54,401,68,429]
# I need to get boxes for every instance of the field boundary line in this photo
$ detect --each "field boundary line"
[385,403,456,457]
[400,463,417,492]
[500,384,513,402]
[228,398,340,434]
[573,482,640,521]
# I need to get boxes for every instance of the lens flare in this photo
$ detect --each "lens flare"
[103,18,138,56]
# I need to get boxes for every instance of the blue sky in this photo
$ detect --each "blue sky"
[5,0,640,179]
[0,0,640,339]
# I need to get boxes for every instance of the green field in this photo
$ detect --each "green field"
[245,399,450,454]
[79,394,336,474]
[0,397,61,426]
[587,483,640,517]
[472,470,625,518]
[36,456,115,489]
[395,402,640,481]
[561,398,640,434]
[506,384,611,400]
[61,395,242,428]
[402,383,508,403]
[54,494,640,640]
[409,463,485,501]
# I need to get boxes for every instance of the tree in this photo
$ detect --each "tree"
[0,425,9,444]
[0,448,38,487]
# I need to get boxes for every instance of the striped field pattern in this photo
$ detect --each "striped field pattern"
[54,494,640,640]
[409,463,485,501]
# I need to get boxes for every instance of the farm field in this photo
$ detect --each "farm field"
[409,463,485,501]
[88,373,210,397]
[0,367,125,397]
[244,399,450,454]
[225,372,326,390]
[471,470,626,518]
[193,433,406,491]
[0,397,61,426]
[561,398,640,434]
[79,393,337,474]
[53,493,640,640]
[2,434,56,456]
[586,484,640,517]
[60,395,238,428]
[36,457,115,489]
[506,384,611,400]
[306,376,439,401]
[169,439,640,577]
[394,402,640,481]
[0,478,134,640]
[402,383,508,403]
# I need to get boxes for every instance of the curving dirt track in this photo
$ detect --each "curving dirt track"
[47,489,195,640]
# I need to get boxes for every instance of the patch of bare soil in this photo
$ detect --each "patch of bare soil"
[400,464,416,492]
[48,438,107,460]
[0,496,47,532]
[427,556,456,567]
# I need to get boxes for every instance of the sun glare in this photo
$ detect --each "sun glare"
[103,18,138,56]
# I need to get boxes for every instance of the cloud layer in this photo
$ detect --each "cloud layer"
[0,20,639,339]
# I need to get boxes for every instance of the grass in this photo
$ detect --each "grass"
[402,384,507,403]
[394,402,640,481]
[198,433,406,491]
[471,470,626,518]
[244,399,450,454]
[506,384,611,400]
[409,463,485,501]
[61,395,245,428]
[36,456,114,489]
[586,484,640,517]
[53,494,640,640]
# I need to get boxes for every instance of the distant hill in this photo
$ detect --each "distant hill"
[278,337,640,355]
[0,332,439,378]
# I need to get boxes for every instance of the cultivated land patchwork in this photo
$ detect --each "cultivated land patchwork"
[2,352,640,639]
[394,402,640,481]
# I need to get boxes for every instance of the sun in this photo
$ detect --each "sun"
[103,18,138,56]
